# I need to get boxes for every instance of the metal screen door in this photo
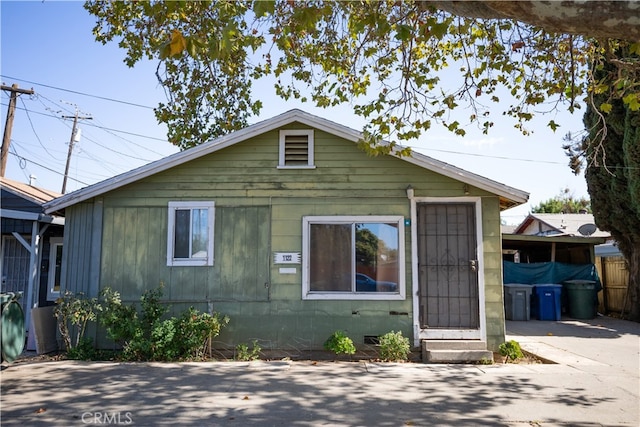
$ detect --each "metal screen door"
[417,203,479,330]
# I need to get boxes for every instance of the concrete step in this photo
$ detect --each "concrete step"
[423,349,494,364]
[421,340,488,351]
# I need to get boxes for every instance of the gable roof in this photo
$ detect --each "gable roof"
[43,109,529,213]
[1,177,64,223]
[513,213,610,238]
[1,176,61,205]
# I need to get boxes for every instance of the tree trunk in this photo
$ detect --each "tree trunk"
[623,243,640,320]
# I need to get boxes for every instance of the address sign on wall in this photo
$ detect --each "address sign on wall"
[273,252,301,264]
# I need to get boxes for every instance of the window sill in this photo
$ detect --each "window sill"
[167,259,213,267]
[277,165,316,169]
[303,293,405,301]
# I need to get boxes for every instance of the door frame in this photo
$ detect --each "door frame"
[409,196,487,346]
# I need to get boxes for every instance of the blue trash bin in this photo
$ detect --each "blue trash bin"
[533,284,562,321]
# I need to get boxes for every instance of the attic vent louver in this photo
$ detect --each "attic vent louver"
[284,134,309,165]
[279,129,315,168]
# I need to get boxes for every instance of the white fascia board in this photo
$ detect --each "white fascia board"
[400,151,529,204]
[291,110,528,203]
[43,110,320,213]
[43,108,528,212]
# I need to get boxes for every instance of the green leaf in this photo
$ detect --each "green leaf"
[253,0,275,17]
[622,93,640,111]
[547,120,560,131]
[395,24,412,41]
[599,102,613,113]
[430,20,450,39]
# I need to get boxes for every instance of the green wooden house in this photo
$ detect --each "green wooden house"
[44,110,528,361]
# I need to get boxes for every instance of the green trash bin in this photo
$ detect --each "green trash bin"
[1,292,26,363]
[563,280,598,320]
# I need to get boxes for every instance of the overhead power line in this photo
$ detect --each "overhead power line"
[0,75,155,110]
[9,145,90,186]
[1,102,170,142]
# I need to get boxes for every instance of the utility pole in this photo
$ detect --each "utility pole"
[1,84,35,177]
[61,108,92,193]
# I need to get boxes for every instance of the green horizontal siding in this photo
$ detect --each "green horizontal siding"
[63,123,505,350]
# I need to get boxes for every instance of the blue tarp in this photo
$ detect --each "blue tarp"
[503,261,602,291]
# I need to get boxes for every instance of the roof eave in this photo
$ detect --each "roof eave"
[43,109,529,212]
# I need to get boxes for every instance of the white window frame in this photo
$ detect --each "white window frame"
[302,215,406,300]
[167,201,215,267]
[278,129,315,169]
[47,237,64,301]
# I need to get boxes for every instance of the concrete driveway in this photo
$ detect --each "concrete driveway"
[1,315,638,426]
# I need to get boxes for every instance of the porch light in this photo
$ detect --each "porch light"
[406,185,414,198]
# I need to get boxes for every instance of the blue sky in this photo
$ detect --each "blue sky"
[1,1,590,224]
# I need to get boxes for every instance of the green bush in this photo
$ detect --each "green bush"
[54,290,101,352]
[99,287,138,345]
[236,340,262,361]
[99,285,229,361]
[324,330,356,355]
[378,331,411,362]
[66,337,98,360]
[499,340,524,362]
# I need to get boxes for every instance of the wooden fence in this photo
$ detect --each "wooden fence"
[595,256,629,314]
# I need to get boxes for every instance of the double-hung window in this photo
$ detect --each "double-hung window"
[302,216,405,300]
[167,201,215,266]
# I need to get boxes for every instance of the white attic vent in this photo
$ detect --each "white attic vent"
[278,129,315,169]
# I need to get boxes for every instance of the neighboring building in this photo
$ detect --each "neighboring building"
[513,213,610,238]
[44,109,529,358]
[1,177,64,351]
[504,213,610,265]
[502,211,607,318]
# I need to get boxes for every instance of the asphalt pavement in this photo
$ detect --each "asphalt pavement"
[1,315,638,426]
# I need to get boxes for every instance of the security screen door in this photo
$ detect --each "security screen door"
[417,203,479,331]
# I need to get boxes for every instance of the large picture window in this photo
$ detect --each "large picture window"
[302,216,405,300]
[167,201,215,266]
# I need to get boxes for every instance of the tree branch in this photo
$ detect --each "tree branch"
[423,1,640,42]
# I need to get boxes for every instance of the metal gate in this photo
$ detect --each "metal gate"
[417,203,479,336]
[1,236,30,294]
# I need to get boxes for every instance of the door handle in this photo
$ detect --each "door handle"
[469,260,477,272]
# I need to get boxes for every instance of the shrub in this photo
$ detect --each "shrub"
[99,285,229,361]
[66,337,98,360]
[499,340,524,362]
[236,340,262,361]
[99,287,138,345]
[378,331,411,362]
[171,308,229,360]
[54,290,101,352]
[324,330,356,355]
